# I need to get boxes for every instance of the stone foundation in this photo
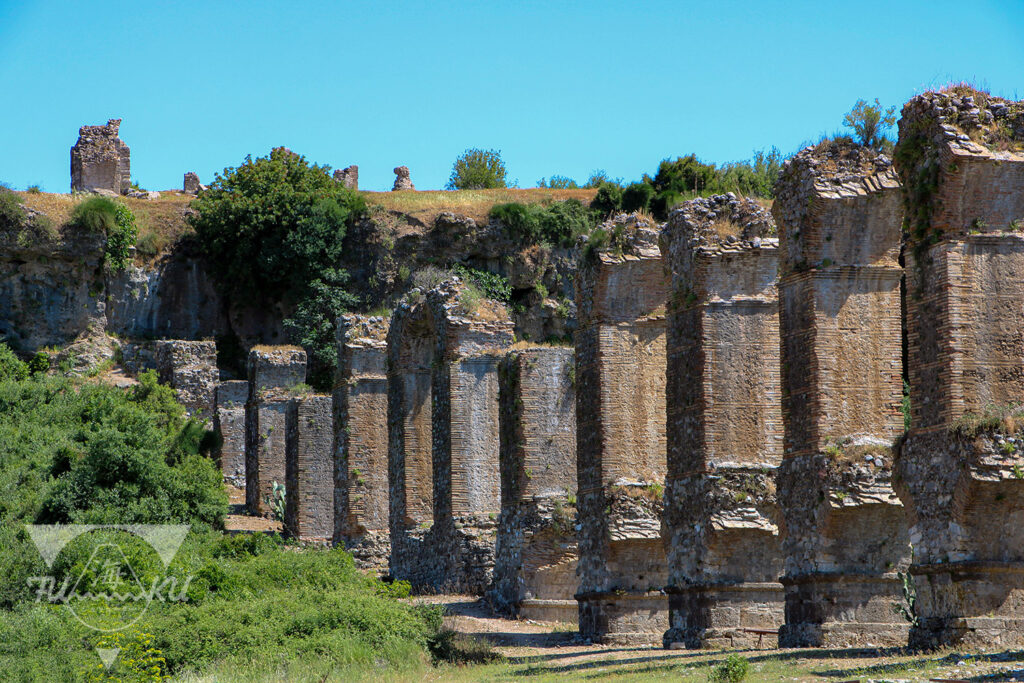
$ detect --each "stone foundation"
[334,315,390,570]
[215,380,248,487]
[774,142,911,647]
[493,348,577,621]
[660,196,785,649]
[575,214,669,644]
[285,394,334,542]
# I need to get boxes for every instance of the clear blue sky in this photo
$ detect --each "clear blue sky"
[1,0,1022,193]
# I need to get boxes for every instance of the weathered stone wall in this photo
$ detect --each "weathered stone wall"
[575,214,669,644]
[894,90,1024,649]
[774,142,911,648]
[245,346,307,516]
[334,314,390,571]
[285,394,334,542]
[387,281,514,592]
[70,119,130,194]
[660,195,785,649]
[333,165,358,190]
[155,340,219,420]
[493,347,578,622]
[215,380,248,487]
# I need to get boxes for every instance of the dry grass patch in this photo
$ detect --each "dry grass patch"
[364,188,596,227]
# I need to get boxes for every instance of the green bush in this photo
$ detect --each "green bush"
[0,344,28,382]
[621,181,655,213]
[70,197,138,271]
[27,352,49,375]
[0,186,24,230]
[710,654,750,682]
[190,147,366,390]
[590,181,623,216]
[427,629,505,665]
[446,148,508,190]
[490,199,596,247]
[451,264,512,303]
[536,175,578,189]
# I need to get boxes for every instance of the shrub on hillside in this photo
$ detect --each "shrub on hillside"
[536,175,579,189]
[446,148,508,190]
[70,196,138,271]
[189,147,366,390]
[490,199,595,247]
[0,344,28,382]
[0,186,24,230]
[622,181,655,213]
[590,181,624,216]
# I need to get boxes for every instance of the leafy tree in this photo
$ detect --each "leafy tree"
[843,98,898,151]
[621,182,655,213]
[190,148,366,390]
[0,343,28,382]
[536,175,579,189]
[489,199,596,247]
[584,170,621,189]
[446,148,508,190]
[590,182,624,216]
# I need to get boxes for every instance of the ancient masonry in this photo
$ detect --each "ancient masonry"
[660,195,785,649]
[245,346,307,516]
[334,315,391,570]
[894,92,1024,648]
[387,281,514,592]
[154,340,218,420]
[285,393,334,542]
[215,380,249,487]
[575,213,670,645]
[334,165,359,190]
[393,166,415,191]
[70,119,130,195]
[774,142,911,647]
[183,172,204,195]
[492,346,578,623]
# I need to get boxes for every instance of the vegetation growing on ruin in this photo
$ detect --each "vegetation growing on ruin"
[189,147,366,390]
[949,403,1024,438]
[842,98,897,152]
[69,196,139,271]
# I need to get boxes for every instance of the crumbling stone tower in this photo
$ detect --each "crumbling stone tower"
[575,213,669,644]
[894,90,1024,649]
[334,314,391,570]
[774,141,911,647]
[660,195,784,649]
[493,346,578,623]
[387,280,514,592]
[245,346,307,516]
[70,119,130,194]
[334,165,359,190]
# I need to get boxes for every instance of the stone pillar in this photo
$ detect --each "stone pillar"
[245,346,307,516]
[493,347,578,623]
[773,141,911,648]
[215,380,248,487]
[154,340,218,420]
[575,214,669,645]
[660,195,785,649]
[333,165,358,190]
[285,394,334,542]
[393,166,415,191]
[70,119,130,194]
[334,315,390,571]
[387,281,514,592]
[183,172,202,195]
[894,90,1024,649]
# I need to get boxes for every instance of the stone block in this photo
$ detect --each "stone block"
[285,394,334,542]
[247,346,306,398]
[154,339,218,419]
